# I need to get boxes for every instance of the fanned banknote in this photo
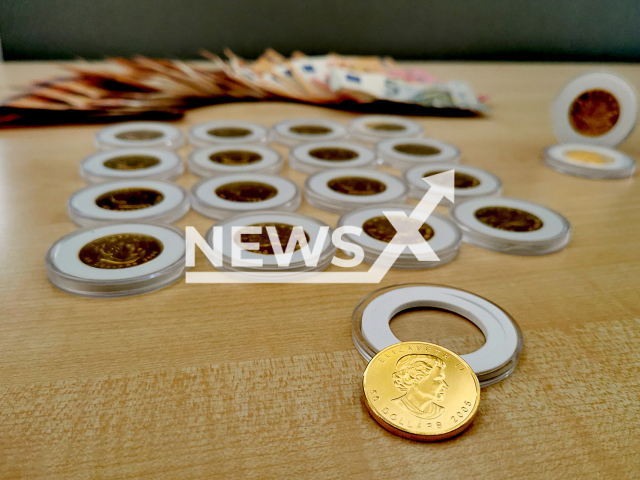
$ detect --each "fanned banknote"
[0,49,488,128]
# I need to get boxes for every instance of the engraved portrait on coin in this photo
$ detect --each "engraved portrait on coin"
[391,354,449,420]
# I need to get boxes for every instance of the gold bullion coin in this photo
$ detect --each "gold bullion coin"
[474,206,543,232]
[103,154,160,170]
[366,122,407,131]
[215,181,278,202]
[362,215,434,243]
[289,125,333,135]
[424,170,480,189]
[363,342,480,441]
[237,223,310,255]
[569,89,620,137]
[79,233,163,269]
[209,150,263,165]
[393,143,441,156]
[207,127,253,138]
[115,129,164,141]
[327,176,387,196]
[309,147,359,161]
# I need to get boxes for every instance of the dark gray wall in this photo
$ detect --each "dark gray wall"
[1,0,639,61]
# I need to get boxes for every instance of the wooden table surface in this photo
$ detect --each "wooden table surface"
[0,61,639,479]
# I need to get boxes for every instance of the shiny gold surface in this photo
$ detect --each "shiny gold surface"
[564,149,614,164]
[208,150,263,165]
[425,170,480,188]
[238,223,310,255]
[78,233,163,269]
[569,89,620,137]
[308,147,359,161]
[289,125,332,135]
[363,342,480,441]
[215,181,278,202]
[103,154,161,170]
[362,215,434,243]
[207,127,253,138]
[366,122,407,131]
[475,206,544,232]
[94,188,164,211]
[114,129,164,141]
[327,176,387,196]
[393,143,442,155]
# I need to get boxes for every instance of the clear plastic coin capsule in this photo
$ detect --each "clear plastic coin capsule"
[190,173,301,220]
[352,284,524,387]
[45,223,186,298]
[188,144,283,177]
[550,72,638,148]
[543,143,636,179]
[404,163,502,206]
[337,205,462,269]
[347,115,424,143]
[304,168,409,214]
[289,141,379,174]
[450,197,571,255]
[79,148,184,184]
[94,122,185,151]
[377,138,461,170]
[67,180,190,227]
[188,120,269,148]
[270,118,348,146]
[205,211,336,277]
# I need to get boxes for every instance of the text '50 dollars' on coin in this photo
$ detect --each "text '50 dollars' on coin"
[363,341,480,441]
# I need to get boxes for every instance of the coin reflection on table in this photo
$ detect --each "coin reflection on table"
[363,341,480,441]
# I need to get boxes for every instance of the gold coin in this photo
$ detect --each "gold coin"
[569,89,620,137]
[564,149,614,165]
[236,223,310,255]
[366,122,406,131]
[114,129,164,141]
[209,150,263,165]
[95,188,164,211]
[474,206,543,232]
[79,233,163,269]
[103,154,160,170]
[424,170,480,189]
[327,176,387,196]
[308,147,359,161]
[363,342,480,441]
[289,125,332,135]
[207,127,253,138]
[362,215,434,243]
[215,181,278,202]
[393,143,441,156]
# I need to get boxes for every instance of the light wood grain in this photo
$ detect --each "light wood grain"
[0,61,639,479]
